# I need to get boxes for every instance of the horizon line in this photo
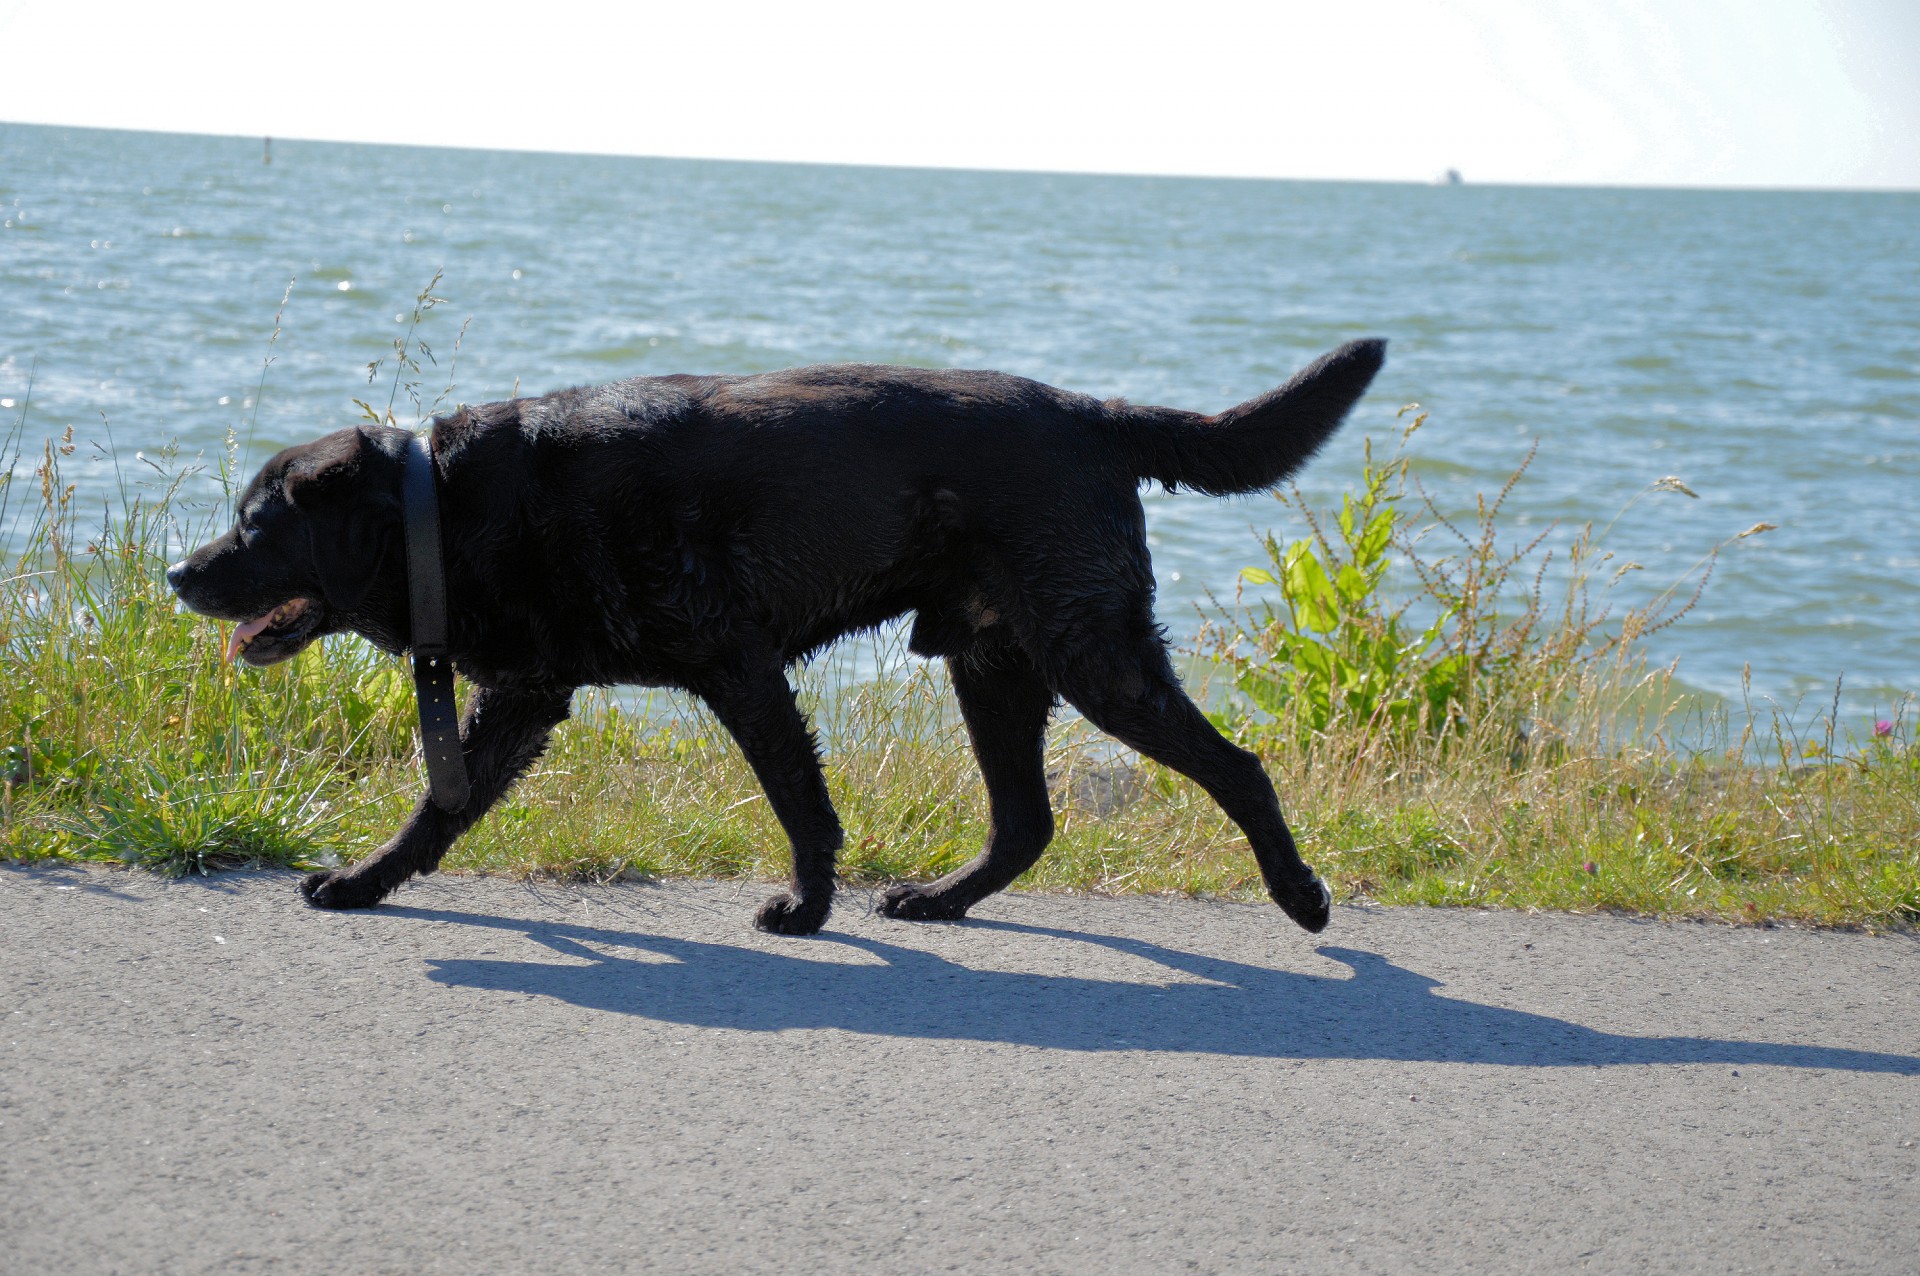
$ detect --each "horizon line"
[7,117,1918,198]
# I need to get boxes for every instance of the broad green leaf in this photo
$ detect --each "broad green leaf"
[1335,562,1371,605]
[1358,506,1395,563]
[1284,545,1339,633]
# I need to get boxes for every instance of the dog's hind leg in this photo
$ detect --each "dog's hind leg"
[1052,638,1332,934]
[696,655,845,936]
[880,649,1056,921]
[302,684,574,910]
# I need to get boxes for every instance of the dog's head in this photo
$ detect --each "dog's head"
[168,426,408,665]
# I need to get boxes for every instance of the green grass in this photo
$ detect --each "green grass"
[2,394,1914,929]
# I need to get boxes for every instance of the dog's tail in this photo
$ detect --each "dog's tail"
[1112,338,1386,496]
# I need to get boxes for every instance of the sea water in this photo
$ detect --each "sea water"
[3,124,1914,721]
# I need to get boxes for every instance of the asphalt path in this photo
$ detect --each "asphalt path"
[4,864,1917,1273]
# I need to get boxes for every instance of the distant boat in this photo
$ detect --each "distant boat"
[1440,168,1463,185]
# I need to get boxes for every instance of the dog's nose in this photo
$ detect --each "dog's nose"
[165,559,189,590]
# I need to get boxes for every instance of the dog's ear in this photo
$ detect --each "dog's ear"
[284,427,399,613]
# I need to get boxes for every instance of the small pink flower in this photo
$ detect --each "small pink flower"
[1583,861,1598,875]
[1875,720,1895,738]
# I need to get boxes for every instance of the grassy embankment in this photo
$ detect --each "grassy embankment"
[2,370,1914,928]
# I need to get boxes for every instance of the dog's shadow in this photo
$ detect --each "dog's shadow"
[388,905,1919,1073]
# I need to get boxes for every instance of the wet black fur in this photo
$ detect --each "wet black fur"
[168,339,1385,935]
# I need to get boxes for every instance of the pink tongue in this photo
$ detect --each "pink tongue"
[225,612,276,663]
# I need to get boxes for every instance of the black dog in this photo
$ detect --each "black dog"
[168,340,1385,935]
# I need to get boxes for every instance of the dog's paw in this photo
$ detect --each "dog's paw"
[754,891,830,936]
[1271,876,1333,934]
[300,870,388,911]
[877,882,970,922]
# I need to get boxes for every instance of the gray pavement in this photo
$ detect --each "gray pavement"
[2,863,1916,1273]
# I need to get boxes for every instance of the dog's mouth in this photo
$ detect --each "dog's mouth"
[225,597,325,666]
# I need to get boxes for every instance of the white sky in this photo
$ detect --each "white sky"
[2,0,1915,187]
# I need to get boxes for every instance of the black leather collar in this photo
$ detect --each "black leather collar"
[403,433,470,812]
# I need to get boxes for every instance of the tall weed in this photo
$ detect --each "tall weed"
[1195,406,1915,926]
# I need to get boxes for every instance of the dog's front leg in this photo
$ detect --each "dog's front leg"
[696,658,844,936]
[301,684,574,909]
